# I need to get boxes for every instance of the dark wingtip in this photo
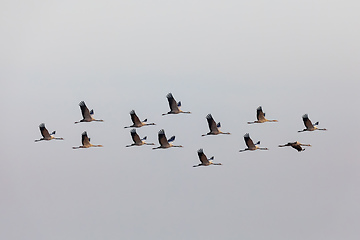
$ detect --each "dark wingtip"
[168,136,175,142]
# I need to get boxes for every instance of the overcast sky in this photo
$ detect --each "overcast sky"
[1,1,359,239]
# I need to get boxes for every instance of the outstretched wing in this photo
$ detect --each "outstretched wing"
[292,144,303,152]
[168,136,175,142]
[166,93,180,112]
[130,129,142,144]
[39,123,51,138]
[81,131,90,146]
[197,148,210,164]
[79,101,92,120]
[257,106,266,121]
[244,133,256,148]
[302,114,313,129]
[130,110,142,125]
[158,129,169,147]
[206,114,218,132]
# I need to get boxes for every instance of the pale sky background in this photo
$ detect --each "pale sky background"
[1,1,359,239]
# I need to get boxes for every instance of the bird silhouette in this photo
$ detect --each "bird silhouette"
[72,131,103,149]
[152,129,183,149]
[278,141,311,152]
[162,93,191,115]
[247,106,278,124]
[193,149,222,167]
[239,133,268,152]
[35,123,64,142]
[124,110,155,128]
[75,101,104,123]
[126,129,155,147]
[202,114,230,136]
[298,114,327,132]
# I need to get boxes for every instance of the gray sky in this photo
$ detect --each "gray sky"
[1,1,359,239]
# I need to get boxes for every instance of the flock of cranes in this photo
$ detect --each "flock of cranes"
[35,93,327,167]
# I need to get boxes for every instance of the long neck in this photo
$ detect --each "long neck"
[220,132,231,135]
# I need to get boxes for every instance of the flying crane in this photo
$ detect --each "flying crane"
[35,123,64,142]
[75,101,104,123]
[193,149,222,167]
[162,93,191,115]
[247,106,278,124]
[239,133,268,152]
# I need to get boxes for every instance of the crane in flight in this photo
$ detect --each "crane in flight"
[239,133,268,152]
[162,93,191,115]
[126,129,154,147]
[247,106,278,124]
[75,101,104,123]
[35,123,64,142]
[202,114,230,136]
[278,141,311,152]
[298,114,327,132]
[124,110,155,128]
[193,149,222,167]
[72,131,103,149]
[152,129,183,149]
